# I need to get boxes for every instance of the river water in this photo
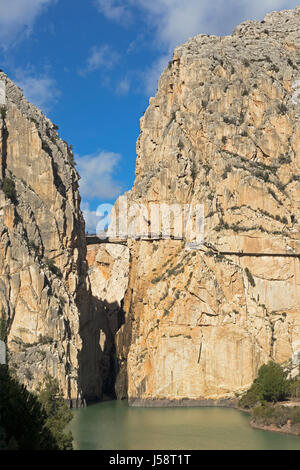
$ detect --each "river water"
[68,400,300,450]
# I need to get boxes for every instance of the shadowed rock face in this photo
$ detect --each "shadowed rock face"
[0,73,103,404]
[106,8,300,402]
[86,244,129,398]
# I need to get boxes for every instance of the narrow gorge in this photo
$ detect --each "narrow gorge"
[1,7,300,407]
[0,72,117,405]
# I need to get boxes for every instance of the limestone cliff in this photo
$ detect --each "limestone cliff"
[0,73,101,404]
[107,8,300,403]
[86,243,129,397]
[3,6,300,407]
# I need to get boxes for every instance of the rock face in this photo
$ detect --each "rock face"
[87,243,129,396]
[0,73,99,404]
[3,7,300,407]
[111,8,300,403]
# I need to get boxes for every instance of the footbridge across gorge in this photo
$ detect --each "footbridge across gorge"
[85,235,300,258]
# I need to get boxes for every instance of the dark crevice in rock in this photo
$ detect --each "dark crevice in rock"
[78,295,126,404]
[51,160,67,199]
[1,119,8,178]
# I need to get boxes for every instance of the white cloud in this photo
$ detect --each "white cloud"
[97,1,300,49]
[81,201,100,234]
[95,0,132,23]
[127,33,145,54]
[79,44,120,76]
[242,0,298,20]
[0,0,56,49]
[131,0,300,50]
[77,151,122,201]
[95,0,300,95]
[143,54,170,96]
[116,78,131,95]
[14,68,60,112]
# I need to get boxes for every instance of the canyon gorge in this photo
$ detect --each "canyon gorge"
[1,7,300,406]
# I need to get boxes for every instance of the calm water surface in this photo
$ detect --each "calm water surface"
[68,400,300,450]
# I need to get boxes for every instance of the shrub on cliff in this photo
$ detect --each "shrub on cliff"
[239,361,289,408]
[0,106,7,120]
[2,177,17,205]
[44,257,63,279]
[0,309,7,342]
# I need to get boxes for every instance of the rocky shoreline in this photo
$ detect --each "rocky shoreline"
[128,398,238,408]
[251,420,300,437]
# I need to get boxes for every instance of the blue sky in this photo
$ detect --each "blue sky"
[0,0,299,232]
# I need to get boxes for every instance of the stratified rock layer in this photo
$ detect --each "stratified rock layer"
[0,73,91,403]
[113,8,300,402]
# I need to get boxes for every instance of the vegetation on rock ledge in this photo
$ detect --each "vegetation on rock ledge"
[239,361,300,434]
[2,177,18,205]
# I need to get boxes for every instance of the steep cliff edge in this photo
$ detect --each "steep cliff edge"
[0,73,102,404]
[110,8,300,403]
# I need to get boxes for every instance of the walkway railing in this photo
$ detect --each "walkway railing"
[85,235,300,258]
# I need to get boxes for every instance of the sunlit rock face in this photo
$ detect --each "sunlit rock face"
[110,8,300,403]
[0,72,97,404]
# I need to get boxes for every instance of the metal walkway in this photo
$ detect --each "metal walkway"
[86,235,300,258]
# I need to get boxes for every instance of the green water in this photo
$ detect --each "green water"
[68,400,300,450]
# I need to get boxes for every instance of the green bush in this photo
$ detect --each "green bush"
[252,405,300,427]
[44,258,63,279]
[38,334,53,345]
[28,240,39,253]
[222,165,232,179]
[0,106,7,120]
[151,275,163,284]
[289,377,300,399]
[0,366,58,449]
[257,362,289,402]
[2,177,17,204]
[252,405,288,427]
[38,374,73,450]
[0,309,7,342]
[278,103,288,115]
[0,368,73,450]
[239,384,261,409]
[239,361,290,409]
[191,161,197,181]
[278,155,291,165]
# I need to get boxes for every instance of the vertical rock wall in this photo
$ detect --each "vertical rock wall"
[111,8,300,403]
[0,73,100,404]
